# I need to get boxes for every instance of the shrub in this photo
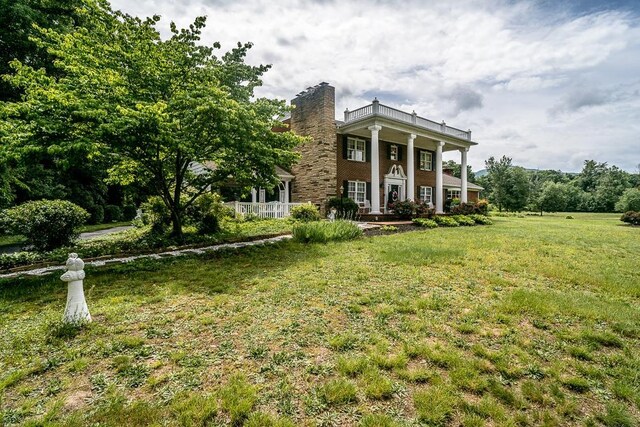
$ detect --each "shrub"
[412,218,438,228]
[185,193,233,235]
[415,201,435,218]
[122,204,138,221]
[433,215,459,227]
[0,252,42,271]
[565,215,574,219]
[451,200,489,215]
[140,196,171,233]
[620,211,640,226]
[380,225,398,232]
[290,203,320,222]
[452,215,476,226]
[88,204,104,225]
[326,197,359,219]
[104,204,123,223]
[3,200,89,251]
[615,188,640,212]
[389,200,417,218]
[292,220,362,243]
[469,214,493,225]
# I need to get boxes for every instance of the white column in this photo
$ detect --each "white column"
[369,124,382,214]
[407,134,416,201]
[284,180,290,204]
[460,148,468,203]
[435,141,444,213]
[251,188,257,203]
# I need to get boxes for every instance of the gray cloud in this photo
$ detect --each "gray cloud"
[449,86,484,114]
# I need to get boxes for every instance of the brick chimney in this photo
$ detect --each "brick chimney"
[289,82,337,210]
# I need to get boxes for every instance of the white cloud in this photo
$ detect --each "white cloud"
[110,0,640,172]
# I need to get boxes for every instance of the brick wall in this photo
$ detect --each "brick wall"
[289,83,337,210]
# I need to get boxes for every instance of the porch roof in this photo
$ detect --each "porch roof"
[337,99,477,151]
[443,174,483,191]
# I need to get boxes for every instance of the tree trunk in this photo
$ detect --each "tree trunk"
[170,209,183,241]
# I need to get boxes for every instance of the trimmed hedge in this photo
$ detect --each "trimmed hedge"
[469,214,493,225]
[326,197,359,220]
[2,200,89,251]
[452,215,476,226]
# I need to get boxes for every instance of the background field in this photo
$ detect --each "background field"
[1,213,638,426]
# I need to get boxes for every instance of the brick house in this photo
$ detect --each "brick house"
[283,82,482,215]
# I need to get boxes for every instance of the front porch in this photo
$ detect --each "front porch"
[339,98,477,214]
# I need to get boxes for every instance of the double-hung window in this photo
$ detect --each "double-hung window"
[347,138,366,162]
[419,151,432,170]
[419,186,432,204]
[447,189,461,200]
[348,181,366,204]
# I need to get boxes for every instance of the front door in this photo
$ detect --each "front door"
[387,184,400,209]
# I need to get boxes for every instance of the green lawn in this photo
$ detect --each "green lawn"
[0,221,133,250]
[1,213,638,426]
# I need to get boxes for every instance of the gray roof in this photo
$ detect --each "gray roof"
[443,174,483,191]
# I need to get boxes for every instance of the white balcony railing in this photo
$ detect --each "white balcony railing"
[226,202,304,219]
[343,99,472,141]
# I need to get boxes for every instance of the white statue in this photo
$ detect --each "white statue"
[60,253,91,323]
[328,207,337,222]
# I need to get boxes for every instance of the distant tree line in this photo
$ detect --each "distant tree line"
[471,156,640,214]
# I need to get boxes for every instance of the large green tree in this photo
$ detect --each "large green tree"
[2,0,304,238]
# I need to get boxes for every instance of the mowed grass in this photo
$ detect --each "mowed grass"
[0,213,638,426]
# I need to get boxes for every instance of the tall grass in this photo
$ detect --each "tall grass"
[292,220,362,243]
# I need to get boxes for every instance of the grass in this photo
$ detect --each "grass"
[0,212,639,425]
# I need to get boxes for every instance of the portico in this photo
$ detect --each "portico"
[338,98,477,214]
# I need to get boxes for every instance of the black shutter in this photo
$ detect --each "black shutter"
[386,143,391,159]
[398,145,403,161]
[343,180,349,198]
[366,140,371,162]
[342,135,348,159]
[366,182,371,202]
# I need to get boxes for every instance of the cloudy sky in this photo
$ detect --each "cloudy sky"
[110,0,640,172]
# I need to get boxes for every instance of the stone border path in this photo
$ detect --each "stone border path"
[1,222,379,280]
[0,235,292,280]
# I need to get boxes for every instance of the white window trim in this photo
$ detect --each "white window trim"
[348,180,367,204]
[447,189,461,200]
[390,144,398,161]
[419,186,432,204]
[347,137,366,162]
[419,151,432,171]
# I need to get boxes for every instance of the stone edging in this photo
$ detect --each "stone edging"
[0,235,293,280]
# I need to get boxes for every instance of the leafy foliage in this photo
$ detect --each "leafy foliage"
[615,188,640,212]
[433,215,460,227]
[292,220,362,243]
[389,200,418,218]
[412,218,438,228]
[290,203,321,222]
[326,197,359,219]
[620,211,640,226]
[2,200,88,250]
[1,2,304,239]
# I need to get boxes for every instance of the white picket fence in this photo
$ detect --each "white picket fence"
[226,202,304,219]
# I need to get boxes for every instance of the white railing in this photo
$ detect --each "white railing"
[344,100,472,141]
[227,202,304,219]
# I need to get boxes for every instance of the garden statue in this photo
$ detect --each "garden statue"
[328,207,337,222]
[60,253,91,323]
